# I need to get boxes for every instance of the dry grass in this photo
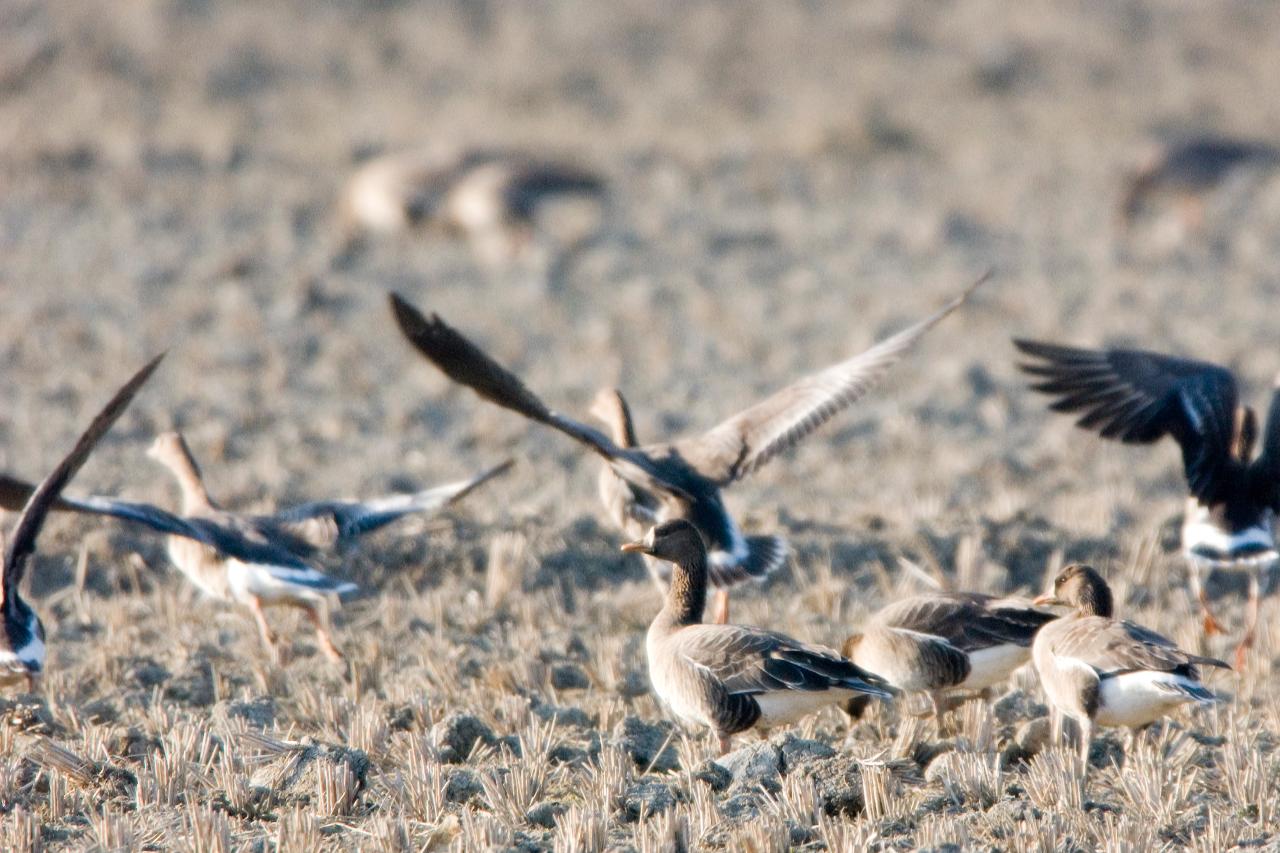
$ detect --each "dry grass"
[4,0,1280,849]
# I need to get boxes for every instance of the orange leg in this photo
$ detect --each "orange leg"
[1234,572,1261,671]
[248,596,281,662]
[306,603,345,662]
[1188,563,1226,635]
[717,734,732,756]
[711,589,730,625]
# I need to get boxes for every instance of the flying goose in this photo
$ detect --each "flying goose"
[621,519,894,754]
[1031,564,1228,767]
[2,354,164,691]
[391,274,986,623]
[341,147,605,262]
[840,591,1057,719]
[1016,339,1280,667]
[1,433,513,558]
[1120,137,1280,233]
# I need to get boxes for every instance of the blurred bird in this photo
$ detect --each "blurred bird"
[2,354,164,691]
[840,591,1056,720]
[1032,565,1228,769]
[340,146,606,264]
[391,273,986,624]
[623,520,894,755]
[1016,339,1280,668]
[0,433,511,661]
[1119,136,1280,235]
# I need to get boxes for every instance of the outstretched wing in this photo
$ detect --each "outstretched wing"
[270,458,515,547]
[3,355,164,601]
[1016,340,1240,502]
[672,273,988,486]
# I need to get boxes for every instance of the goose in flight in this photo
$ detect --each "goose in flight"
[1016,339,1280,668]
[390,273,986,623]
[2,354,164,691]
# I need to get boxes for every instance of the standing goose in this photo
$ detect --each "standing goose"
[2,354,164,691]
[841,591,1057,719]
[391,274,986,623]
[1032,565,1228,767]
[1015,339,1280,667]
[622,519,894,754]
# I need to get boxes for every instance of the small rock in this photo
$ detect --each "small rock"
[444,768,483,804]
[548,744,589,766]
[992,688,1047,725]
[532,703,596,729]
[913,738,957,769]
[775,733,836,771]
[719,790,764,820]
[550,663,590,691]
[526,800,567,829]
[692,760,732,792]
[718,742,782,794]
[613,716,679,772]
[124,657,171,690]
[621,779,677,821]
[617,670,649,698]
[248,741,369,811]
[81,698,118,725]
[109,728,162,763]
[802,754,865,817]
[432,713,497,764]
[217,697,276,729]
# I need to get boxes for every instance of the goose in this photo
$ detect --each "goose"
[341,147,605,262]
[2,354,164,691]
[0,434,512,558]
[622,519,894,754]
[1031,564,1228,766]
[841,591,1057,719]
[391,274,986,623]
[1119,136,1280,234]
[1016,338,1280,668]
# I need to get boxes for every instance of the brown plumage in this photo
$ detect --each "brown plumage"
[623,519,894,754]
[1032,565,1229,768]
[841,591,1055,719]
[391,273,986,623]
[1015,339,1280,667]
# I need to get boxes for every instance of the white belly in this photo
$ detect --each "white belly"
[225,561,329,606]
[1094,671,1205,728]
[755,689,851,727]
[959,644,1030,691]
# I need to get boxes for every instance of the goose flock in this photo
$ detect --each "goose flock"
[4,141,1273,781]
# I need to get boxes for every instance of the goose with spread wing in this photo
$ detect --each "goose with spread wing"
[841,591,1057,719]
[1031,565,1228,768]
[623,519,894,754]
[1016,339,1280,667]
[2,355,164,691]
[391,274,986,623]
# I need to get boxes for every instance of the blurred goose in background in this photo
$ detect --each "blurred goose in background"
[1016,339,1280,668]
[840,591,1057,720]
[1,433,512,558]
[1119,136,1280,236]
[1031,565,1228,768]
[340,146,606,264]
[622,519,894,755]
[391,273,986,624]
[2,354,164,691]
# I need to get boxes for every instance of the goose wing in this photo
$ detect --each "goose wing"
[3,355,164,601]
[1046,616,1229,677]
[1016,340,1240,502]
[671,274,986,486]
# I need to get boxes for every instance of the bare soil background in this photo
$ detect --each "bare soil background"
[3,1,1280,849]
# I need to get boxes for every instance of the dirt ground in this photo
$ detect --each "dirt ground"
[3,1,1280,850]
